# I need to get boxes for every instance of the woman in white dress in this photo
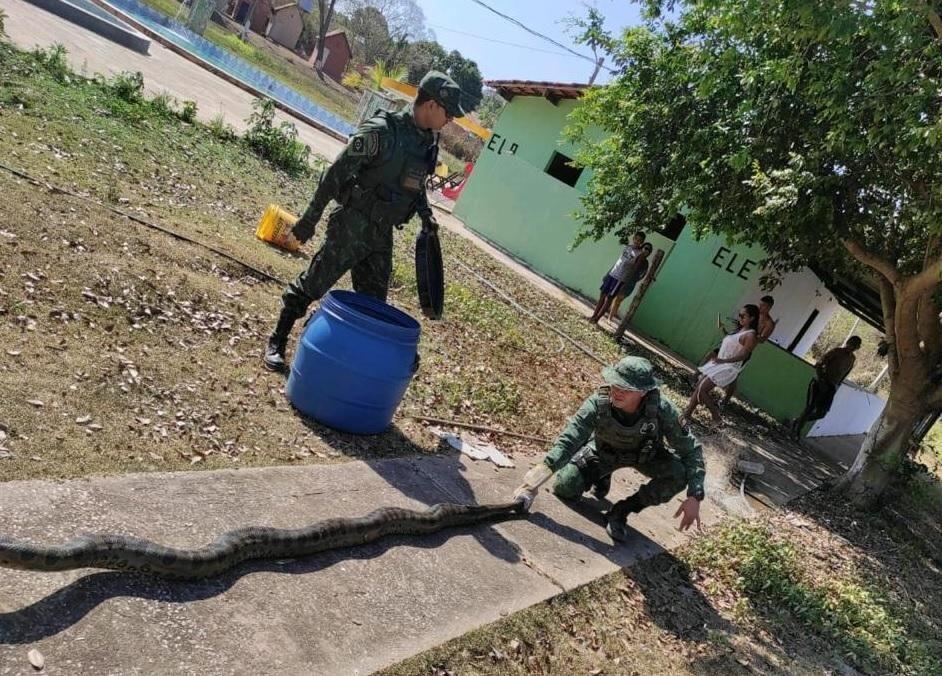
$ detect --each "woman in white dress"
[679,304,760,428]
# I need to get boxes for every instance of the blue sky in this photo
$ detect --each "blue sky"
[414,0,644,84]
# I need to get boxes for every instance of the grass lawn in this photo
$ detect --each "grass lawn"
[0,41,624,482]
[1,38,939,676]
[382,493,942,675]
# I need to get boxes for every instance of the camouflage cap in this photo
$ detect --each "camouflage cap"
[418,70,465,118]
[601,356,661,392]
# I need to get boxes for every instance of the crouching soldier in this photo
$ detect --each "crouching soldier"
[513,356,706,541]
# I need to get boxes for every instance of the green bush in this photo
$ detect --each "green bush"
[341,71,365,91]
[150,91,176,118]
[179,99,198,123]
[0,9,7,39]
[243,98,310,176]
[108,71,144,103]
[32,43,72,83]
[207,113,237,141]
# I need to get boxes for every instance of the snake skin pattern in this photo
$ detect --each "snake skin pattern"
[0,501,526,579]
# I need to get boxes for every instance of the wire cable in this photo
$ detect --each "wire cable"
[464,0,617,73]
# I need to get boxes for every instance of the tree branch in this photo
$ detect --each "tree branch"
[905,255,942,300]
[878,276,901,380]
[842,238,901,284]
[920,0,942,41]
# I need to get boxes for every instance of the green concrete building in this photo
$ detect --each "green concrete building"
[454,80,884,428]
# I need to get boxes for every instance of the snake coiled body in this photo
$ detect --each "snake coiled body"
[0,501,525,579]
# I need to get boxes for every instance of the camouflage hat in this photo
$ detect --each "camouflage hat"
[601,356,660,392]
[418,70,465,118]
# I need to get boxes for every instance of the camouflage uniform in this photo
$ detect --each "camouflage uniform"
[282,107,437,313]
[262,71,465,372]
[544,387,706,507]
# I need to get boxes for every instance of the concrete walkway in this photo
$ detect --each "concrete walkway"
[0,454,743,674]
[0,0,346,161]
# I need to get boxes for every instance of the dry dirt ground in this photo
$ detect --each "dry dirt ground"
[1,39,940,675]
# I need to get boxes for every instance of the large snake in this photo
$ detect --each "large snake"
[0,501,526,580]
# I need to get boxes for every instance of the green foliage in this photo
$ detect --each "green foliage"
[367,60,406,90]
[688,522,940,674]
[31,43,72,83]
[341,70,366,91]
[179,99,198,123]
[0,8,6,39]
[475,91,505,129]
[107,71,145,103]
[349,4,394,66]
[149,91,176,118]
[402,41,483,112]
[567,2,942,280]
[566,1,942,503]
[243,98,311,176]
[207,113,237,141]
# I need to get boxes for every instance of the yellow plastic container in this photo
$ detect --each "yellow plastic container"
[256,204,300,252]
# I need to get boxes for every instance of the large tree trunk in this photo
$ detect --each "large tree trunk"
[836,384,925,509]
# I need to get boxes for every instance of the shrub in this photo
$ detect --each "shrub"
[150,91,176,118]
[341,71,365,91]
[243,98,310,176]
[108,71,144,103]
[208,113,237,141]
[179,99,198,123]
[32,43,72,83]
[366,60,407,90]
[0,9,7,39]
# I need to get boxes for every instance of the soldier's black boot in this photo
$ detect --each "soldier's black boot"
[606,494,644,543]
[263,308,298,373]
[592,474,612,500]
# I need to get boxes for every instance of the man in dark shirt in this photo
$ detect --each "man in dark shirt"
[790,336,862,439]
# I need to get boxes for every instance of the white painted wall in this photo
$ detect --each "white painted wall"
[807,382,886,437]
[734,267,838,354]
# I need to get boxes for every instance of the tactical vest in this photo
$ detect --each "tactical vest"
[594,386,662,463]
[349,110,437,227]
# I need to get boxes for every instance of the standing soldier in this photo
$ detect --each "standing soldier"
[513,356,706,541]
[263,71,465,371]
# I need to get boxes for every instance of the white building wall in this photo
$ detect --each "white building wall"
[807,383,886,437]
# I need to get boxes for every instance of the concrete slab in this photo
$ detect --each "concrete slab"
[0,453,740,675]
[0,0,346,162]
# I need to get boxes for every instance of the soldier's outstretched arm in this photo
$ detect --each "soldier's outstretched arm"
[544,394,600,471]
[660,399,706,499]
[293,122,390,242]
[513,393,599,509]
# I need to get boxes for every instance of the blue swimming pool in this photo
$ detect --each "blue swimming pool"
[101,0,355,137]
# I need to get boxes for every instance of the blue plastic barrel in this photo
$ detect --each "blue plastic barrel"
[286,291,421,434]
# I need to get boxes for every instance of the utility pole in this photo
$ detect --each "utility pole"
[588,56,604,85]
